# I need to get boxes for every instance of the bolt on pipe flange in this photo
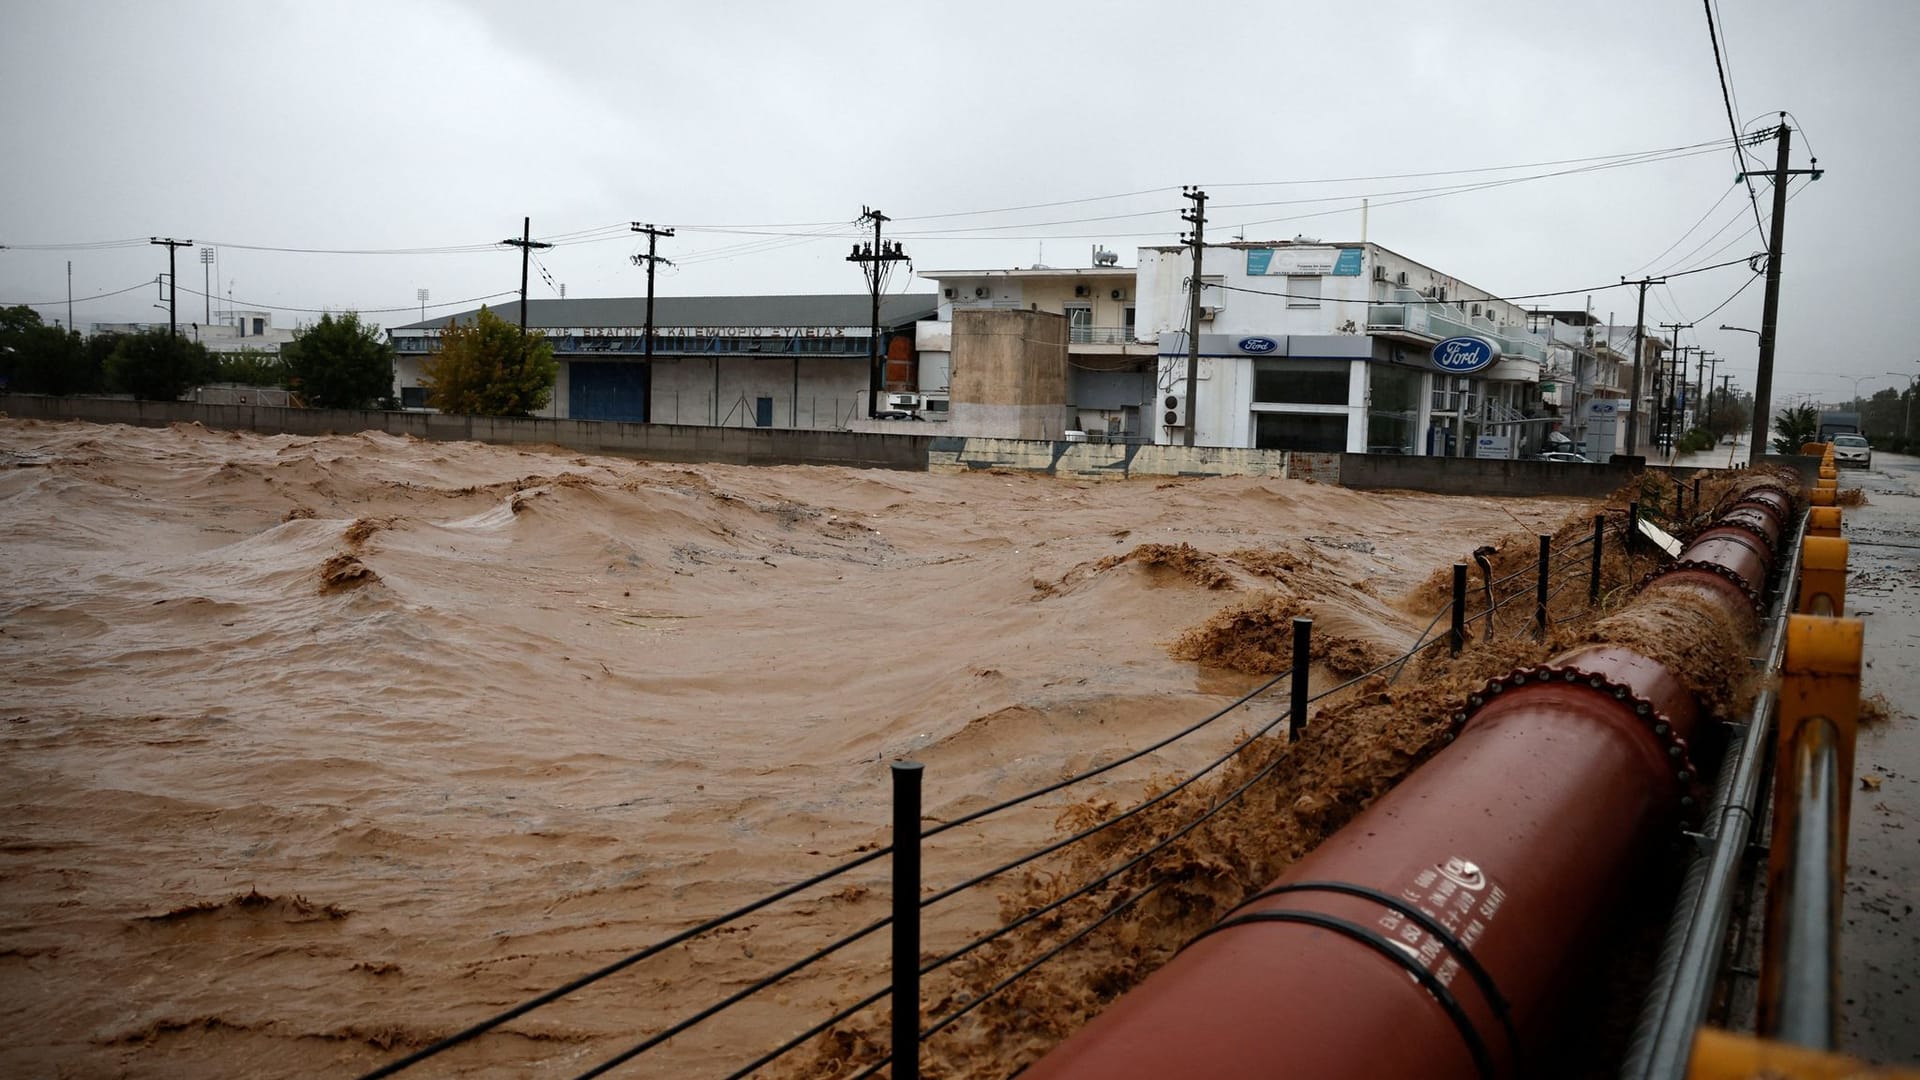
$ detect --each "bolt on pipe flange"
[1636,560,1768,616]
[1452,664,1705,822]
[1702,514,1780,548]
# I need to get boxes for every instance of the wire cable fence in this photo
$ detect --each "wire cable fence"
[357,509,1654,1080]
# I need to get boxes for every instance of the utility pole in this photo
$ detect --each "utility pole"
[417,288,429,322]
[1745,115,1823,465]
[199,247,213,325]
[66,261,72,331]
[1180,186,1207,448]
[500,218,553,411]
[1657,323,1692,455]
[501,217,552,339]
[1621,276,1662,456]
[149,237,191,337]
[1704,345,1720,426]
[847,208,908,419]
[629,223,675,365]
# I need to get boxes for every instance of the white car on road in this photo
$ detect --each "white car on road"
[1832,434,1872,469]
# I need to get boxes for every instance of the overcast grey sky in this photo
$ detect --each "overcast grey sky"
[2,0,1912,403]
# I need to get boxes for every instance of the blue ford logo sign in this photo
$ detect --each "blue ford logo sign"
[1431,336,1497,373]
[1238,336,1280,354]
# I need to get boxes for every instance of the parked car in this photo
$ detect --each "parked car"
[1831,434,1872,468]
[1536,451,1595,464]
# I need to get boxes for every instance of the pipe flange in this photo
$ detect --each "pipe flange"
[1727,484,1797,519]
[1452,663,1705,823]
[1699,515,1777,548]
[1635,560,1767,616]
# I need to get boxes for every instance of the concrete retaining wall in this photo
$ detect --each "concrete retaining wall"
[1337,452,1645,497]
[927,436,1335,481]
[0,395,931,471]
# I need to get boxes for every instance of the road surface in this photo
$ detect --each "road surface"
[1834,453,1920,1064]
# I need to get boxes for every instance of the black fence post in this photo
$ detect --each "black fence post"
[891,761,923,1080]
[1588,514,1605,605]
[1693,474,1702,514]
[1627,501,1640,555]
[1450,562,1467,656]
[1289,617,1312,741]
[1535,534,1551,639]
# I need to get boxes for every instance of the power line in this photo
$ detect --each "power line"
[870,142,1739,239]
[1,279,158,308]
[1693,270,1764,324]
[171,283,517,316]
[0,137,1746,259]
[1204,254,1753,309]
[1704,0,1768,244]
[1630,182,1739,274]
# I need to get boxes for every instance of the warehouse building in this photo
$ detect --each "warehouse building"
[390,294,937,427]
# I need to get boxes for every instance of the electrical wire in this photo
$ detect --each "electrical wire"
[1203,254,1753,309]
[168,283,518,317]
[1,279,160,308]
[1704,0,1769,245]
[1692,270,1764,325]
[1630,183,1740,275]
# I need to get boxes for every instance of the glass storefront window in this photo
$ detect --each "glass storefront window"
[1253,359,1348,406]
[1254,412,1348,452]
[1367,363,1422,454]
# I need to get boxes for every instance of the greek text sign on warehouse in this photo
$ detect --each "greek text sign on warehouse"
[1431,336,1499,374]
[1244,247,1364,276]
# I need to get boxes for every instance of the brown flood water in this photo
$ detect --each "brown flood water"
[0,420,1589,1078]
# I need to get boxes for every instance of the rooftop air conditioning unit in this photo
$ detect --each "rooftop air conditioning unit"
[1372,264,1388,282]
[1162,392,1188,428]
[973,286,990,298]
[1074,284,1091,298]
[1110,288,1126,300]
[942,287,957,299]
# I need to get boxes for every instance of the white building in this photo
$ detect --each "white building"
[1134,240,1553,457]
[90,309,294,354]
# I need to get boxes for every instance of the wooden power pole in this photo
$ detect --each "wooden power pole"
[847,208,908,419]
[1179,187,1207,448]
[149,237,191,337]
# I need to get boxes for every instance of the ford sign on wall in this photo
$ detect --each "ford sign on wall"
[1237,336,1280,354]
[1431,336,1498,374]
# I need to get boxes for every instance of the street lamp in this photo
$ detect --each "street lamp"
[1719,324,1760,336]
[1886,372,1920,441]
[1839,374,1882,405]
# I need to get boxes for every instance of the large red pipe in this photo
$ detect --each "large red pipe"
[1023,478,1796,1080]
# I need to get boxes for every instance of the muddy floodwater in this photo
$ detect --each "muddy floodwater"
[0,420,1588,1078]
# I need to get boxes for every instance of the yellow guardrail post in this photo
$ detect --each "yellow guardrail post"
[1760,615,1863,1046]
[1805,506,1843,539]
[1689,1028,1920,1079]
[1796,537,1849,616]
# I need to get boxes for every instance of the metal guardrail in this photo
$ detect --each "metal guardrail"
[1620,506,1809,1080]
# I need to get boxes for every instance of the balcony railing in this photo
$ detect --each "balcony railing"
[1069,325,1136,345]
[1366,288,1548,363]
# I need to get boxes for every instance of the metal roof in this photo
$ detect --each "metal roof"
[392,293,939,332]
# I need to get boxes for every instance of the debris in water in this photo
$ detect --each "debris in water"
[319,552,379,592]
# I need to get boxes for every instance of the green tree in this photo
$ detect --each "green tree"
[0,305,102,395]
[284,311,395,409]
[212,347,290,389]
[106,329,215,401]
[420,306,556,416]
[1770,402,1819,455]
